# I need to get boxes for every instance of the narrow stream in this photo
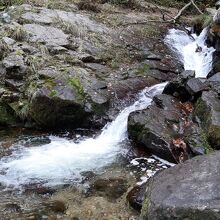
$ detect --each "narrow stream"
[0,27,215,190]
[0,83,167,188]
[0,29,215,218]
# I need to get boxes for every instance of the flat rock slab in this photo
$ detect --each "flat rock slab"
[141,151,220,220]
[24,24,69,46]
[22,8,110,34]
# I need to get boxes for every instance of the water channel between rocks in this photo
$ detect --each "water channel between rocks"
[0,27,214,219]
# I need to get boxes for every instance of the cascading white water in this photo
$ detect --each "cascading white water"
[0,83,167,188]
[165,28,215,78]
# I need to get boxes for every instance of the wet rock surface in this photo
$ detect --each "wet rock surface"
[128,93,204,163]
[194,90,220,149]
[127,183,146,211]
[128,94,181,163]
[128,70,220,163]
[0,128,172,219]
[141,151,220,220]
[91,177,128,200]
[0,2,219,220]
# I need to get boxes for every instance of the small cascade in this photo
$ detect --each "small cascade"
[0,83,167,188]
[165,28,215,78]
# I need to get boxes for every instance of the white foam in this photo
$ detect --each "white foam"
[152,155,175,167]
[165,28,215,78]
[0,83,167,188]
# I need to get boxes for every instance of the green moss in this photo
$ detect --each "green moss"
[49,90,57,97]
[208,125,220,150]
[136,64,150,76]
[194,98,211,126]
[128,120,144,141]
[0,0,24,8]
[141,197,150,220]
[140,185,151,220]
[200,131,213,154]
[9,100,30,120]
[45,78,56,91]
[10,26,27,41]
[0,40,9,59]
[192,14,213,28]
[68,77,85,100]
[0,103,18,125]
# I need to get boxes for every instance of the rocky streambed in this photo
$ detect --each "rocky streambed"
[0,1,220,220]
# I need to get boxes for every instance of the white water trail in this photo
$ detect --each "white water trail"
[0,83,167,188]
[165,28,215,78]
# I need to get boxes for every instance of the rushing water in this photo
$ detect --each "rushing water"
[0,26,214,189]
[0,83,167,188]
[165,28,215,78]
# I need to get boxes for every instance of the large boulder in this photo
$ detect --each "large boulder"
[194,90,220,149]
[28,66,109,128]
[141,151,220,220]
[128,94,208,163]
[128,94,181,163]
[163,70,195,101]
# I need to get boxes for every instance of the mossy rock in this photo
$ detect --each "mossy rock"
[0,103,19,126]
[194,91,220,149]
[29,93,90,129]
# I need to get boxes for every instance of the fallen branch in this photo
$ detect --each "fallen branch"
[172,1,192,22]
[170,0,203,23]
[191,0,203,14]
[120,20,171,26]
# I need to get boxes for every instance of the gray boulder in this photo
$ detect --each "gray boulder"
[163,70,195,101]
[128,91,213,163]
[128,94,180,163]
[214,9,220,24]
[128,94,206,163]
[194,90,220,149]
[23,24,69,47]
[141,151,220,220]
[28,66,109,128]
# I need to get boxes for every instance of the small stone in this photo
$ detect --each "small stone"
[92,177,128,200]
[127,184,146,211]
[2,37,15,45]
[46,200,66,213]
[4,203,21,213]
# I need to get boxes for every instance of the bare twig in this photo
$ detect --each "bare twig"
[172,1,192,22]
[191,0,203,14]
[118,0,203,40]
[120,20,171,26]
[172,0,203,22]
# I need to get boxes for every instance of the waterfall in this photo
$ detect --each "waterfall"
[165,28,215,78]
[0,83,167,188]
[0,27,214,189]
